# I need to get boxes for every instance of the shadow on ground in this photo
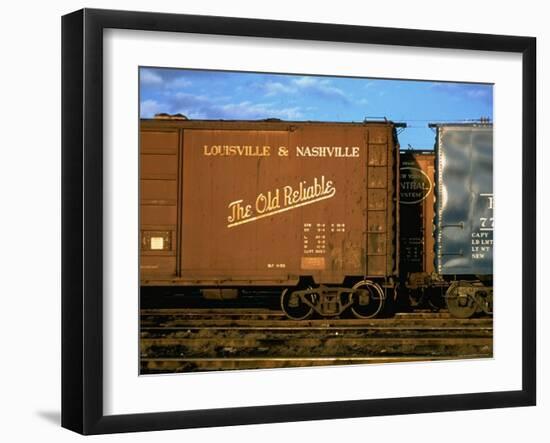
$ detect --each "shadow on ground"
[36,410,61,426]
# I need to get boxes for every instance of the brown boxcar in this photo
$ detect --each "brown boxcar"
[399,150,435,278]
[140,117,400,318]
[399,150,447,309]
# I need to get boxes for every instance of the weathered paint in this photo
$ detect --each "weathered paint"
[399,150,435,276]
[433,124,493,276]
[139,119,399,286]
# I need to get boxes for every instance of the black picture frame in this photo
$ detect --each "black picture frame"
[61,8,536,435]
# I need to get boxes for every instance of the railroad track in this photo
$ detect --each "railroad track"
[140,309,493,373]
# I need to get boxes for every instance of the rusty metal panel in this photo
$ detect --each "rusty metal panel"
[140,154,178,180]
[177,123,397,284]
[141,180,177,205]
[141,131,179,154]
[138,120,398,286]
[367,189,386,210]
[434,125,493,275]
[367,125,396,277]
[367,232,386,255]
[399,151,435,276]
[368,144,387,165]
[367,256,386,276]
[140,129,180,279]
[367,211,386,232]
[141,203,178,225]
[368,128,388,144]
[367,166,387,188]
[140,256,177,279]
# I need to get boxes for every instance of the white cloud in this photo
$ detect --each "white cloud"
[291,77,349,102]
[429,82,492,105]
[256,76,350,103]
[292,77,317,87]
[140,70,163,85]
[263,81,296,96]
[140,99,163,117]
[166,77,192,89]
[466,89,489,99]
[217,101,303,120]
[149,91,304,120]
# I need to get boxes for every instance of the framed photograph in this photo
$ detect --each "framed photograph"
[61,8,536,435]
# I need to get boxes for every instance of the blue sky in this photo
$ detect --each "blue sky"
[140,67,493,149]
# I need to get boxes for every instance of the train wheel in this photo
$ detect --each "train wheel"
[280,288,313,320]
[446,282,477,319]
[350,280,385,319]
